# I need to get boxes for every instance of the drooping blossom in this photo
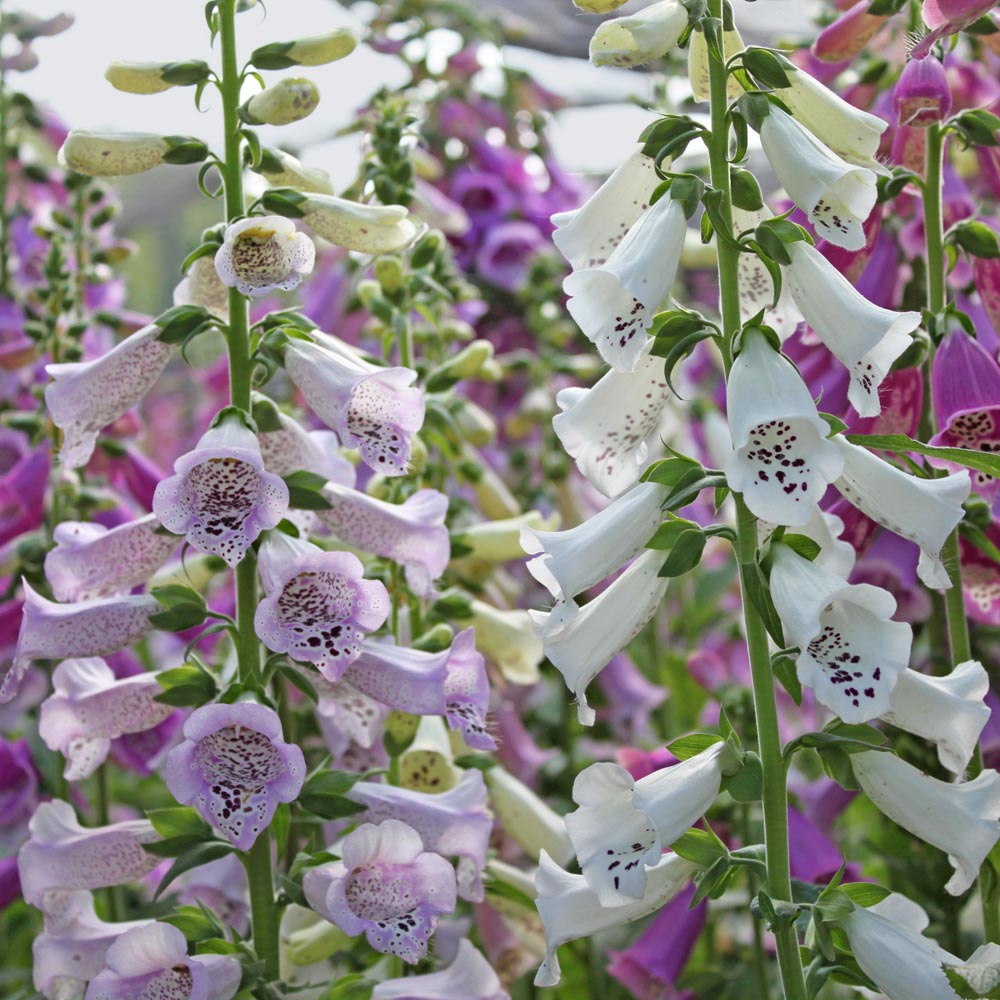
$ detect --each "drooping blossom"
[466,600,543,685]
[895,55,952,127]
[589,0,689,68]
[240,77,319,126]
[313,676,388,752]
[812,1,890,62]
[163,702,305,852]
[214,215,315,297]
[0,738,38,856]
[442,628,495,751]
[474,221,545,291]
[397,715,463,793]
[758,506,857,579]
[596,653,668,743]
[371,940,508,1000]
[912,0,997,57]
[58,130,172,177]
[254,400,356,486]
[341,639,450,716]
[296,192,419,254]
[484,765,575,866]
[174,255,230,323]
[0,432,49,548]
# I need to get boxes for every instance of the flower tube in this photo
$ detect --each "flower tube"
[342,639,450,716]
[485,765,575,866]
[371,940,507,1000]
[589,0,689,68]
[214,216,315,298]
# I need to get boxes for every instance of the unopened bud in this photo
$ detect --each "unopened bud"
[250,28,359,70]
[485,767,575,865]
[105,60,210,95]
[590,0,690,69]
[58,130,171,177]
[240,78,320,126]
[573,0,630,10]
[894,55,952,128]
[299,193,419,254]
[454,400,497,447]
[374,255,405,294]
[255,147,333,194]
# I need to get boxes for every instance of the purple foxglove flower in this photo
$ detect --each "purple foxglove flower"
[315,484,449,598]
[5,584,159,704]
[913,0,997,57]
[214,215,315,298]
[283,332,424,476]
[303,819,457,964]
[962,520,1000,625]
[371,939,508,1000]
[788,807,846,885]
[164,701,305,852]
[255,401,356,486]
[0,434,48,547]
[442,628,494,752]
[314,676,388,750]
[348,770,492,901]
[341,639,450,715]
[895,56,952,127]
[43,514,179,602]
[254,532,389,681]
[449,168,515,225]
[45,323,175,469]
[812,2,889,62]
[973,252,1000,345]
[0,738,38,858]
[18,800,160,907]
[153,412,289,568]
[0,856,19,911]
[596,653,668,744]
[169,853,249,936]
[39,658,175,781]
[474,221,545,292]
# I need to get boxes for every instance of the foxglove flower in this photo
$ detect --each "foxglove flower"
[724,330,844,526]
[315,484,448,597]
[534,849,698,987]
[153,412,289,568]
[882,661,990,775]
[18,801,160,907]
[812,1,889,62]
[895,55,952,127]
[442,628,494,751]
[735,210,804,341]
[758,506,857,579]
[342,639,449,715]
[467,600,543,686]
[589,0,689,68]
[553,341,672,498]
[314,676,388,750]
[688,24,744,103]
[372,940,508,1000]
[759,107,877,251]
[563,193,686,372]
[769,545,912,722]
[254,532,389,680]
[295,192,419,254]
[43,514,179,602]
[255,147,335,194]
[239,77,319,126]
[214,216,315,298]
[521,481,668,601]
[912,0,997,58]
[852,750,1000,895]
[58,130,171,177]
[284,333,424,476]
[485,765,575,866]
[565,742,736,905]
[163,702,305,851]
[174,255,230,323]
[39,658,175,781]
[6,585,159,705]
[45,322,175,468]
[597,653,668,743]
[0,738,38,853]
[255,402,355,485]
[531,550,669,725]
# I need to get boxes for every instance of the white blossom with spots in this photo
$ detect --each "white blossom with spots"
[214,215,315,298]
[372,939,508,1000]
[589,0,689,68]
[300,194,419,254]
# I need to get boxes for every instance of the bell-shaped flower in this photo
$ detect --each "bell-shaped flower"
[239,77,319,126]
[6,584,159,705]
[152,411,289,568]
[442,628,495,751]
[399,715,463,793]
[466,600,543,686]
[39,658,175,782]
[758,506,857,579]
[812,2,889,62]
[724,330,844,526]
[781,242,919,417]
[563,193,686,372]
[882,661,990,775]
[255,400,355,486]
[912,0,996,58]
[485,765,575,866]
[163,701,306,852]
[315,483,448,597]
[534,849,698,988]
[283,333,424,476]
[313,676,388,751]
[43,514,179,602]
[759,107,877,251]
[553,340,672,498]
[833,438,970,589]
[688,24,744,103]
[342,639,449,715]
[347,770,492,902]
[769,544,912,722]
[531,550,669,725]
[371,939,507,1000]
[214,215,315,298]
[551,149,658,270]
[254,532,389,680]
[945,943,1000,999]
[895,55,952,127]
[84,922,241,1000]
[589,0,689,68]
[735,210,804,341]
[18,800,160,908]
[45,322,175,468]
[852,750,1000,895]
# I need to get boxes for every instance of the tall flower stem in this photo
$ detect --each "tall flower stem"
[217,0,278,978]
[704,7,807,997]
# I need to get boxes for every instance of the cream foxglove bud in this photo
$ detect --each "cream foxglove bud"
[214,216,315,298]
[173,255,230,322]
[372,940,506,1000]
[104,60,210,94]
[457,511,558,565]
[590,0,690,68]
[467,600,543,685]
[239,78,319,126]
[255,148,334,194]
[574,0,630,11]
[894,55,952,128]
[58,130,170,177]
[250,27,359,69]
[485,766,575,866]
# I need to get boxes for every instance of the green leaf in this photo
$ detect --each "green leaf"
[817,746,860,791]
[736,91,773,132]
[160,60,212,86]
[299,770,368,820]
[154,304,215,345]
[742,47,794,89]
[154,663,218,706]
[643,457,704,487]
[951,108,1000,148]
[658,529,707,577]
[162,904,226,942]
[845,431,1000,480]
[726,751,763,803]
[950,219,1000,259]
[248,40,297,70]
[283,470,333,510]
[742,562,785,646]
[731,167,764,211]
[670,827,729,869]
[321,974,376,1000]
[772,654,802,706]
[782,534,821,560]
[840,882,891,908]
[147,806,213,840]
[646,517,701,550]
[945,965,1000,999]
[154,842,236,899]
[786,724,888,758]
[667,733,723,760]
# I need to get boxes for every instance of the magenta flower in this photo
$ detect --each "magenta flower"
[812,1,889,62]
[962,520,1000,625]
[894,55,951,127]
[254,532,390,681]
[303,819,457,964]
[164,702,305,851]
[442,628,495,751]
[913,0,997,57]
[153,411,289,568]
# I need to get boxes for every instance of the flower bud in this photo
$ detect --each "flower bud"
[590,0,689,68]
[485,766,575,865]
[894,55,952,128]
[255,147,333,194]
[239,78,320,126]
[58,130,170,177]
[574,0,631,11]
[104,60,210,94]
[298,193,419,254]
[812,2,888,62]
[250,27,359,70]
[374,255,406,293]
[453,400,497,447]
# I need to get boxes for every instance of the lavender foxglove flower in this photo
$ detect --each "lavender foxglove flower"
[442,628,494,751]
[254,532,389,681]
[214,215,315,298]
[596,653,668,743]
[18,801,160,907]
[43,514,179,602]
[343,640,450,716]
[304,819,457,963]
[314,676,388,749]
[283,333,424,476]
[475,221,545,292]
[153,411,289,568]
[371,939,508,1000]
[163,702,305,852]
[255,401,355,486]
[589,0,689,68]
[45,322,175,468]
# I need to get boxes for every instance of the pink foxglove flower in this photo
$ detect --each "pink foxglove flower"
[769,544,912,722]
[214,215,315,298]
[912,0,997,58]
[45,322,175,469]
[18,800,160,907]
[164,702,304,852]
[894,55,952,127]
[39,658,175,781]
[153,411,289,568]
[371,939,508,1000]
[283,332,424,476]
[589,0,689,68]
[254,532,389,681]
[812,1,889,62]
[303,819,457,964]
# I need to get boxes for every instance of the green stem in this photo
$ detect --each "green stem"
[242,834,280,980]
[96,765,122,922]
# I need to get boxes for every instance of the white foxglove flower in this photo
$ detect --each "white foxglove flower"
[590,0,689,68]
[564,194,687,372]
[758,506,857,579]
[553,340,672,498]
[724,330,844,526]
[688,25,745,103]
[214,216,315,298]
[485,766,575,866]
[833,438,970,589]
[551,149,658,270]
[301,194,418,254]
[759,107,877,251]
[521,481,667,601]
[534,849,697,987]
[372,940,507,1000]
[530,549,668,725]
[769,544,912,722]
[947,943,1000,999]
[882,661,990,775]
[782,242,920,417]
[851,750,1000,896]
[565,742,736,905]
